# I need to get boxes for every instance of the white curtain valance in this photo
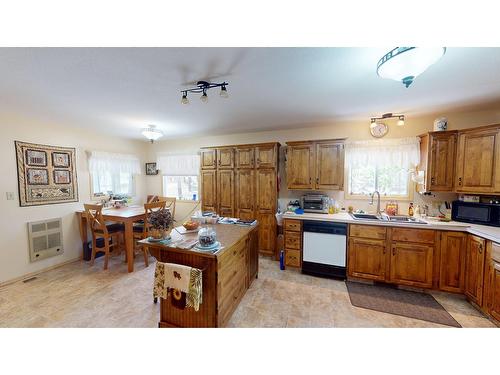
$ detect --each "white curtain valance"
[345,137,420,169]
[157,153,200,176]
[88,151,141,175]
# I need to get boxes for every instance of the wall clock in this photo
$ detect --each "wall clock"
[370,122,388,138]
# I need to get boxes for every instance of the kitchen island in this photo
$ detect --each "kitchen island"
[142,223,259,328]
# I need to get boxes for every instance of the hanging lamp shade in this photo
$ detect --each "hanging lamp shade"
[377,47,446,88]
[141,125,163,142]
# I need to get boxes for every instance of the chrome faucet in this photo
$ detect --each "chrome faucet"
[369,191,382,216]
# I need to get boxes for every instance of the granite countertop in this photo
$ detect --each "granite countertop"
[282,211,500,243]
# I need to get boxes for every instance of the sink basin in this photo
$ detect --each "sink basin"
[349,213,428,224]
[350,213,380,220]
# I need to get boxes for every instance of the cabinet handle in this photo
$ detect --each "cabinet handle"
[431,177,435,184]
[383,247,386,254]
[392,246,396,256]
[479,244,483,254]
[218,159,221,166]
[309,177,312,184]
[316,177,319,185]
[458,177,462,186]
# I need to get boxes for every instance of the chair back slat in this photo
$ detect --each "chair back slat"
[143,200,167,235]
[157,196,176,219]
[84,203,108,236]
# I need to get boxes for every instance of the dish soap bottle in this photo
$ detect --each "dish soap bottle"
[408,202,414,217]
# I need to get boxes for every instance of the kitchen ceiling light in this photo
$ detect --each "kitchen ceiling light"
[180,80,229,104]
[141,125,163,143]
[377,47,446,88]
[397,116,405,126]
[370,113,405,128]
[370,119,378,129]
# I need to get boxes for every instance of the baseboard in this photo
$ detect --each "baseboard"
[0,257,81,288]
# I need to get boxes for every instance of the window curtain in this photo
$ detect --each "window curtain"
[157,153,200,176]
[345,137,420,169]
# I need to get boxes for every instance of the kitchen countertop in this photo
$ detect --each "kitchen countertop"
[282,211,500,243]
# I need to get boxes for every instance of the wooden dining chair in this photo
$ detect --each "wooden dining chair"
[133,200,167,267]
[84,204,124,270]
[157,196,176,220]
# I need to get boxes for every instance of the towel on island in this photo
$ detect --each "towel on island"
[153,262,203,311]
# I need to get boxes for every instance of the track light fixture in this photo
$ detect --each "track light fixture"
[370,113,405,127]
[180,81,229,104]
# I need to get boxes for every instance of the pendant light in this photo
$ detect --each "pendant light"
[220,84,229,98]
[377,47,446,87]
[200,89,208,103]
[181,91,189,105]
[141,125,163,143]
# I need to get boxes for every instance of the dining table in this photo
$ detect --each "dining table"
[76,205,146,272]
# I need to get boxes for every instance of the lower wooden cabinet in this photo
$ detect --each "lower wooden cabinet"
[464,235,486,306]
[484,241,500,321]
[283,219,302,268]
[348,238,386,281]
[389,242,434,288]
[439,231,467,293]
[285,249,301,268]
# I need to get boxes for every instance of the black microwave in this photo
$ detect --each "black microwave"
[451,200,500,227]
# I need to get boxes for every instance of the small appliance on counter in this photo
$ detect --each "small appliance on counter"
[301,194,329,214]
[451,199,500,227]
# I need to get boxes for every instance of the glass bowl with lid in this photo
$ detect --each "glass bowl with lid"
[198,226,217,248]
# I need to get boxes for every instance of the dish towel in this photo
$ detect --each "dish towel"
[153,262,203,311]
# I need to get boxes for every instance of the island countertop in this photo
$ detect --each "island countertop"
[142,223,259,328]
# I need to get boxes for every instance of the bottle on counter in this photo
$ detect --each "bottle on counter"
[408,202,414,217]
[328,198,335,214]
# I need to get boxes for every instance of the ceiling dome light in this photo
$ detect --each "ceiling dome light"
[181,92,189,105]
[397,116,405,126]
[200,90,208,103]
[220,85,229,98]
[377,47,446,88]
[141,125,163,143]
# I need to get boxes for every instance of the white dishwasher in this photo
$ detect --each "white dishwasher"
[302,220,347,279]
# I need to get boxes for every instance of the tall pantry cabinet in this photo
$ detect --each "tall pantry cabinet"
[200,143,280,257]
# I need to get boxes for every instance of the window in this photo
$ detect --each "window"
[157,153,200,201]
[345,137,420,200]
[163,176,198,200]
[88,151,141,197]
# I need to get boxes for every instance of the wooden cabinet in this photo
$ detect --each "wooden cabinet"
[235,169,255,220]
[348,238,387,281]
[417,131,457,193]
[257,212,276,257]
[283,219,302,268]
[286,139,345,190]
[256,168,276,212]
[464,235,486,306]
[256,144,277,168]
[484,241,500,322]
[286,143,315,189]
[235,147,254,169]
[315,141,344,190]
[247,226,259,288]
[217,169,234,217]
[389,242,434,288]
[217,147,234,169]
[439,231,467,293]
[200,169,217,212]
[455,126,500,193]
[200,149,217,169]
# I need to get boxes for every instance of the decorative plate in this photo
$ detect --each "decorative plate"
[194,241,221,251]
[147,235,172,243]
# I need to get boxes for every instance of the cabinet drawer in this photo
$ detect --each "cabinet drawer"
[349,224,386,240]
[285,250,301,268]
[284,219,301,232]
[391,228,435,244]
[492,242,500,263]
[218,237,247,272]
[219,258,247,300]
[284,231,301,250]
[219,276,246,326]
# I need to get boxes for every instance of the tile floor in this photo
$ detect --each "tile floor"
[0,255,496,328]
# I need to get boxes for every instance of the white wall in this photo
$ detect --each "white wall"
[0,113,147,284]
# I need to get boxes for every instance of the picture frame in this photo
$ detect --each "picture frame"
[25,149,47,166]
[52,152,71,167]
[26,168,49,185]
[146,162,158,175]
[53,169,72,184]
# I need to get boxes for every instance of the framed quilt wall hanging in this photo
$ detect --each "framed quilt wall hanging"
[15,141,79,206]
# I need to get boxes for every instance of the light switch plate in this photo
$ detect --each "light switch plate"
[6,192,15,200]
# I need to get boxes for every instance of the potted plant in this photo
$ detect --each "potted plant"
[148,208,173,240]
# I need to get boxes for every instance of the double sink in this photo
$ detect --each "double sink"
[349,213,428,225]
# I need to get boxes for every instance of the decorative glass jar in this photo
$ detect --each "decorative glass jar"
[198,226,217,247]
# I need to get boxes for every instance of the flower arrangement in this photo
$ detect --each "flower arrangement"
[148,209,173,239]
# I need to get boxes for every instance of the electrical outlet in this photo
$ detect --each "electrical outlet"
[6,192,15,200]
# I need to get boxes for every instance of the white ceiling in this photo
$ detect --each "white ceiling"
[1,47,500,140]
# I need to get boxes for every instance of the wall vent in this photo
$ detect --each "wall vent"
[27,218,64,262]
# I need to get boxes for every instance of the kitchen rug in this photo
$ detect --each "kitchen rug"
[346,281,461,327]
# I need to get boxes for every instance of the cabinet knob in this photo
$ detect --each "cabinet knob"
[316,177,319,185]
[309,177,312,184]
[431,177,435,184]
[458,177,462,186]
[479,244,483,254]
[392,246,396,256]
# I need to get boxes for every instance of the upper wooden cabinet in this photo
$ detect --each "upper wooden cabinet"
[417,131,457,193]
[235,169,255,220]
[464,234,486,306]
[286,139,345,190]
[200,169,217,212]
[217,147,234,169]
[255,144,277,168]
[455,125,500,193]
[217,169,234,217]
[235,147,255,169]
[200,149,217,169]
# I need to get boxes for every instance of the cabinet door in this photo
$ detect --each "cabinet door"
[257,212,276,257]
[235,169,255,220]
[217,169,234,216]
[439,231,466,293]
[235,147,255,169]
[348,238,387,281]
[200,149,216,169]
[389,242,434,288]
[286,144,314,189]
[315,142,344,190]
[488,262,500,321]
[201,170,217,212]
[464,235,486,306]
[247,228,259,287]
[429,133,456,191]
[256,144,277,168]
[217,147,234,169]
[456,128,500,193]
[256,169,276,212]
